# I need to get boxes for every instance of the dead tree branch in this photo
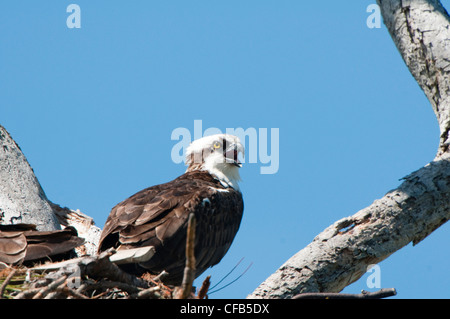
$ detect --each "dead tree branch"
[0,268,17,299]
[248,0,450,299]
[293,288,397,299]
[8,249,172,299]
[175,213,196,299]
[378,0,450,156]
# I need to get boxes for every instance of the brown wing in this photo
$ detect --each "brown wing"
[0,229,27,264]
[0,224,84,264]
[22,226,84,261]
[98,181,186,251]
[98,171,244,284]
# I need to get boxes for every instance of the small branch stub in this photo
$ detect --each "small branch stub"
[175,213,196,299]
[292,288,397,299]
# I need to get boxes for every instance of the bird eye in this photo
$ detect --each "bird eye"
[213,141,221,149]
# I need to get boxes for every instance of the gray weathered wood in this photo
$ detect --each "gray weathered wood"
[0,125,101,253]
[248,0,450,298]
[51,203,101,257]
[378,0,450,155]
[0,125,60,231]
[249,155,450,298]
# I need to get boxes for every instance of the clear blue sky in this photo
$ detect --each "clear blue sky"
[1,1,449,298]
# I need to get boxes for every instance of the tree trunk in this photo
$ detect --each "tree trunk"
[0,125,60,231]
[0,125,101,255]
[248,0,450,299]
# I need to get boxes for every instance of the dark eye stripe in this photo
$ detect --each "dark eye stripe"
[222,138,227,149]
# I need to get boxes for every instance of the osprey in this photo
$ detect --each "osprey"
[98,134,244,285]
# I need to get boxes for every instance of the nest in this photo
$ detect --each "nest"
[0,248,210,299]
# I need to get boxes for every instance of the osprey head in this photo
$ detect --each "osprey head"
[185,134,244,190]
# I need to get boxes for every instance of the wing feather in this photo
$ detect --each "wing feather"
[98,171,244,285]
[0,231,27,264]
[0,225,84,264]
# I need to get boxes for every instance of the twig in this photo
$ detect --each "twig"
[175,213,196,299]
[53,284,89,299]
[43,281,64,299]
[32,275,67,299]
[77,279,141,295]
[292,288,397,299]
[152,270,168,282]
[14,287,40,299]
[197,275,211,299]
[0,268,17,299]
[130,286,161,299]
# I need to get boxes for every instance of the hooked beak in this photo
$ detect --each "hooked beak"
[224,143,243,167]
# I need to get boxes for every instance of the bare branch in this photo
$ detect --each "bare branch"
[197,275,211,299]
[31,275,67,299]
[0,268,17,299]
[175,213,196,299]
[249,155,450,298]
[130,286,161,299]
[377,0,450,155]
[249,0,450,299]
[293,288,397,299]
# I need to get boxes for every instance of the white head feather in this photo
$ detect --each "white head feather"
[185,134,244,190]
